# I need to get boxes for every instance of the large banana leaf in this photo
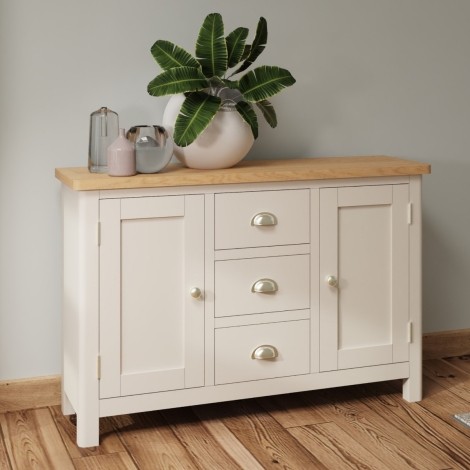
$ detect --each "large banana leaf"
[147,67,207,96]
[174,92,221,146]
[256,100,277,128]
[240,45,251,62]
[232,17,267,75]
[151,40,200,71]
[239,66,296,102]
[226,27,249,68]
[196,13,227,78]
[236,101,258,139]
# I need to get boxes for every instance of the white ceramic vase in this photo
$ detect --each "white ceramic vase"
[162,94,254,170]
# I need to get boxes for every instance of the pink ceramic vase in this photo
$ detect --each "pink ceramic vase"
[107,128,136,176]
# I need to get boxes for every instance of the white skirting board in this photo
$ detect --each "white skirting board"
[454,412,470,428]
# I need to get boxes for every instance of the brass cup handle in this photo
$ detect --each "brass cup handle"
[251,278,278,294]
[251,345,279,360]
[251,212,278,226]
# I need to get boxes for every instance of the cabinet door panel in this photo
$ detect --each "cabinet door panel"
[337,203,392,351]
[320,185,409,371]
[99,195,204,398]
[120,216,185,378]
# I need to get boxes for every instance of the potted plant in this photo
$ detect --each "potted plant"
[147,12,296,169]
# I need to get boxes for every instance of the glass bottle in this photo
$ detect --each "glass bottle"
[126,125,173,173]
[107,129,136,177]
[88,107,119,173]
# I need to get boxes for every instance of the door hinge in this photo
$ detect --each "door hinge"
[97,222,101,246]
[407,322,413,343]
[97,355,101,380]
[407,203,412,225]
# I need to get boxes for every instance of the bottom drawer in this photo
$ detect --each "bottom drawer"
[214,320,310,385]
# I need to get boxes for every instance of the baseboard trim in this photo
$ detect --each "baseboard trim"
[1,331,469,413]
[0,375,61,413]
[423,328,470,360]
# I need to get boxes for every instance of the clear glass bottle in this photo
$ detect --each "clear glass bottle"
[107,129,136,176]
[88,107,119,173]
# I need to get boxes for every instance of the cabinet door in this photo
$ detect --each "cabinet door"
[99,195,204,398]
[320,185,409,371]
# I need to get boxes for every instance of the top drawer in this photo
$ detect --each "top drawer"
[215,189,310,249]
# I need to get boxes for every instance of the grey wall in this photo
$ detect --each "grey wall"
[1,0,469,380]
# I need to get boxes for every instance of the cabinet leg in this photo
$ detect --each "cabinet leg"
[76,412,100,448]
[402,374,422,402]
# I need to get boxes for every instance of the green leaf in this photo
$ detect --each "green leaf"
[174,92,221,146]
[226,27,249,68]
[147,67,208,97]
[241,44,251,61]
[196,13,227,78]
[256,100,277,128]
[236,101,258,139]
[239,65,296,102]
[150,40,200,71]
[233,17,267,75]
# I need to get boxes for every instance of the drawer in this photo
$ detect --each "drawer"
[214,320,310,384]
[214,189,310,249]
[215,254,310,317]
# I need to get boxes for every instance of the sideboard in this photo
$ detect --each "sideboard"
[56,156,431,447]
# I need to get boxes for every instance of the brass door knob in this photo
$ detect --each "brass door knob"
[327,275,338,288]
[190,287,202,299]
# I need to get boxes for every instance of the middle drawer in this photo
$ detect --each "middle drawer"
[215,254,310,317]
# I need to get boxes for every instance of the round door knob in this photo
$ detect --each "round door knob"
[327,275,338,287]
[190,287,202,299]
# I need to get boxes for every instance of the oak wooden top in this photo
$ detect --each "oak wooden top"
[55,156,431,191]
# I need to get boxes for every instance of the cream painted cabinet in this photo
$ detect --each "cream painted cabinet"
[56,156,429,447]
[99,195,205,399]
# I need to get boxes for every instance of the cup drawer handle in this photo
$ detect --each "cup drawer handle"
[251,278,278,294]
[251,345,279,360]
[251,212,278,226]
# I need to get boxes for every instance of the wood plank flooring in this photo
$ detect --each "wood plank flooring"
[1,357,470,469]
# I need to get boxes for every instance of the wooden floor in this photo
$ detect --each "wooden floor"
[1,357,470,469]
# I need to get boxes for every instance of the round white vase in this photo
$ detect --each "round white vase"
[162,94,254,170]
